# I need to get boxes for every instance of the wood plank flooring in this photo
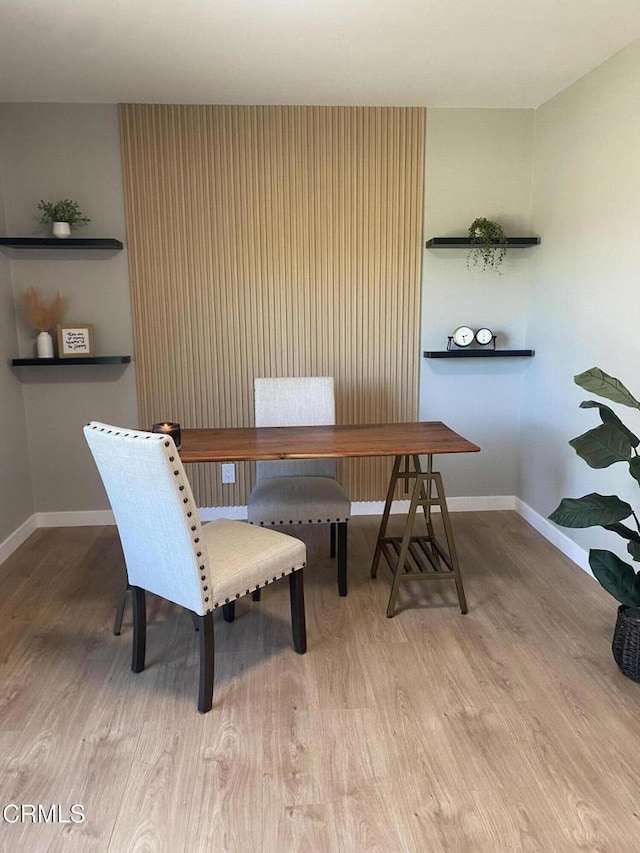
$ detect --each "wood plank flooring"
[1,512,640,852]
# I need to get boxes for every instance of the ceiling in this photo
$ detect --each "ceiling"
[1,1,640,109]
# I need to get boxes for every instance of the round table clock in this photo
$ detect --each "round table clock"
[451,326,474,347]
[475,327,494,346]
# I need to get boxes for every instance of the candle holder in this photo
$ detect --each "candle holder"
[152,421,181,449]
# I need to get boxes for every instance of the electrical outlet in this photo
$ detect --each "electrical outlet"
[221,463,236,484]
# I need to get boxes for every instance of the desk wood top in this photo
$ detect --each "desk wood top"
[179,421,480,463]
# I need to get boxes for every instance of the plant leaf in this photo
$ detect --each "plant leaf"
[569,423,632,468]
[579,400,639,447]
[549,493,633,528]
[574,367,640,409]
[605,522,640,543]
[628,541,640,561]
[629,457,640,485]
[589,549,640,606]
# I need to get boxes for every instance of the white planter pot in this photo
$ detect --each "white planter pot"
[52,221,71,239]
[36,331,54,358]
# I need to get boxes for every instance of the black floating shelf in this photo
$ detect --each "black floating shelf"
[424,350,534,359]
[425,236,540,248]
[12,356,131,366]
[0,237,123,250]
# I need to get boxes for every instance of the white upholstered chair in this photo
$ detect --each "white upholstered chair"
[247,377,350,595]
[84,421,307,713]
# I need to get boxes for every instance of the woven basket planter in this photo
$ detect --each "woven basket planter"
[612,605,640,682]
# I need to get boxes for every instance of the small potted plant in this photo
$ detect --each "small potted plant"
[466,217,507,273]
[38,199,91,238]
[549,367,640,682]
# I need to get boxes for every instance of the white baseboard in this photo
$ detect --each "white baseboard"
[198,495,516,521]
[16,496,518,538]
[1,496,590,580]
[0,514,38,565]
[515,497,591,575]
[35,510,115,527]
[350,496,516,515]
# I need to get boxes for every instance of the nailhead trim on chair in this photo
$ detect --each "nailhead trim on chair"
[255,517,350,526]
[87,423,307,616]
[210,561,306,609]
[163,432,213,607]
[86,423,216,612]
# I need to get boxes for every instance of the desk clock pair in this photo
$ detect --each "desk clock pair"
[448,326,495,349]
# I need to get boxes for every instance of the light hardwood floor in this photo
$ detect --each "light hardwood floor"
[1,511,640,852]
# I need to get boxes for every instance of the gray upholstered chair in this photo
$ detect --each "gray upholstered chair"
[247,377,350,596]
[84,421,307,713]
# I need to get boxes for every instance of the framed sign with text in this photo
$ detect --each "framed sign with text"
[57,324,95,358]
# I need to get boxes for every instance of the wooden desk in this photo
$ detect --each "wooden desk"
[180,422,480,617]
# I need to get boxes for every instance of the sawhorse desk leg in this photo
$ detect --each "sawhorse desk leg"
[371,454,468,618]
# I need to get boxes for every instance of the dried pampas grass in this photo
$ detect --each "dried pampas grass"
[22,288,66,332]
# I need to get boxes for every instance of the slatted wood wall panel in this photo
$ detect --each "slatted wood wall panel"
[120,104,425,506]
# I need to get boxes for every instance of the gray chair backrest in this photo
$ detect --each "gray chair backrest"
[254,377,337,480]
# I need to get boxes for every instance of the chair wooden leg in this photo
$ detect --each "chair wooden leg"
[337,521,348,597]
[198,612,214,713]
[222,602,236,622]
[252,589,261,602]
[113,584,129,635]
[289,570,307,654]
[131,586,146,673]
[330,522,337,558]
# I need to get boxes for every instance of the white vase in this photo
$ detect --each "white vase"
[52,221,71,239]
[36,331,54,358]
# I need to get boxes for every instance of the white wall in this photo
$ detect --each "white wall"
[0,104,137,515]
[0,155,33,543]
[521,40,640,557]
[1,103,538,531]
[420,109,536,498]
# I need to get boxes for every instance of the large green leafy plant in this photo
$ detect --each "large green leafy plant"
[549,367,640,607]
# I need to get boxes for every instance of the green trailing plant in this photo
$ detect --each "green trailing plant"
[38,199,90,229]
[549,367,640,607]
[466,217,507,274]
